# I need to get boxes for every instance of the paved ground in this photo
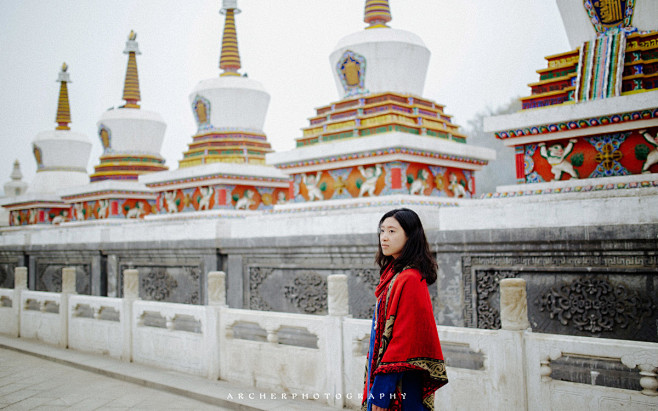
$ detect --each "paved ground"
[0,347,229,410]
[0,336,336,411]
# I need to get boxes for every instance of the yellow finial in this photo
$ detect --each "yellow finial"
[122,30,141,108]
[55,62,71,130]
[219,0,241,77]
[364,0,392,29]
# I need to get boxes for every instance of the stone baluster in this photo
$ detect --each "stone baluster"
[622,352,658,397]
[539,358,552,382]
[638,364,658,396]
[499,278,530,331]
[266,326,279,344]
[165,315,175,331]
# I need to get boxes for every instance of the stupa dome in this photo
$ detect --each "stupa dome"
[190,76,269,133]
[96,108,166,155]
[329,1,430,98]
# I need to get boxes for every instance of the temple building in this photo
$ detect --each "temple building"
[0,64,92,226]
[58,31,167,221]
[267,0,495,209]
[0,1,655,347]
[139,0,289,214]
[485,0,658,191]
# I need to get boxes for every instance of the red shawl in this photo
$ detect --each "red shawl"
[362,264,448,410]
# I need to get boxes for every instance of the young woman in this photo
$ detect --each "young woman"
[363,208,448,411]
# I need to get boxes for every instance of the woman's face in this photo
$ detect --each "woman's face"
[379,216,408,259]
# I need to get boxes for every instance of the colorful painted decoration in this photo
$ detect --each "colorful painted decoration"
[521,128,657,182]
[98,125,111,152]
[192,96,211,129]
[337,50,367,96]
[538,139,579,180]
[32,144,43,169]
[638,129,658,173]
[583,0,635,33]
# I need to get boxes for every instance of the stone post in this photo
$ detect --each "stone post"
[61,267,77,295]
[328,274,349,317]
[121,269,139,362]
[500,278,530,331]
[326,274,349,408]
[495,278,530,410]
[60,267,77,348]
[14,267,27,290]
[207,271,226,307]
[206,271,225,380]
[12,267,28,337]
[123,269,139,300]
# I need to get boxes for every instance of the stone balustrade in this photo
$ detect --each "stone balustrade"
[0,267,656,410]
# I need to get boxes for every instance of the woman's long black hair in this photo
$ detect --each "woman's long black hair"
[375,208,438,285]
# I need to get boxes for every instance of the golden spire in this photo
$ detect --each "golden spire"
[55,62,71,130]
[219,0,241,77]
[364,0,392,29]
[122,30,141,108]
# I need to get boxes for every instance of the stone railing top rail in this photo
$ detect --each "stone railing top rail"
[69,295,123,310]
[133,300,206,322]
[0,288,14,298]
[21,290,61,303]
[222,306,327,336]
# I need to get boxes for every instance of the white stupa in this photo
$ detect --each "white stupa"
[28,63,92,194]
[187,3,269,148]
[3,160,28,198]
[140,0,289,215]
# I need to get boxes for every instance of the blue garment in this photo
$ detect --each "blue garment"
[365,300,378,411]
[370,372,427,410]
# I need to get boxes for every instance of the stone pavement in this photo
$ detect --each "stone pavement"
[0,336,338,411]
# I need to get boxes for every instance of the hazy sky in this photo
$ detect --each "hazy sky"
[0,1,570,195]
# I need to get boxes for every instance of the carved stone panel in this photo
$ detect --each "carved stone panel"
[536,277,656,335]
[0,263,15,288]
[350,268,379,319]
[283,271,327,314]
[35,264,90,295]
[119,264,201,305]
[248,267,356,315]
[464,253,657,342]
[477,269,518,330]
